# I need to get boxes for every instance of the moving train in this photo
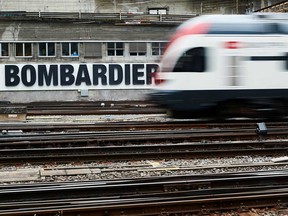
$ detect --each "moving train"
[149,13,288,118]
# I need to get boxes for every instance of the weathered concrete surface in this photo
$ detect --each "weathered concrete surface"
[0,21,175,43]
[41,168,101,177]
[0,90,152,103]
[0,0,285,14]
[0,167,102,183]
[0,169,40,182]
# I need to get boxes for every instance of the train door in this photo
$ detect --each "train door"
[222,41,245,88]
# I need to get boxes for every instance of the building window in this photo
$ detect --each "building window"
[39,43,55,57]
[0,43,9,57]
[148,7,168,15]
[84,42,102,57]
[173,47,206,72]
[62,42,79,57]
[129,42,146,56]
[152,42,166,56]
[107,42,123,56]
[15,43,32,57]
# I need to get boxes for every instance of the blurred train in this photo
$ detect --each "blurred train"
[150,13,288,118]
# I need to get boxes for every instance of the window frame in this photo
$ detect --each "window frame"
[38,42,56,57]
[107,42,124,56]
[151,42,166,56]
[15,43,33,57]
[0,43,9,57]
[61,42,79,57]
[129,42,146,56]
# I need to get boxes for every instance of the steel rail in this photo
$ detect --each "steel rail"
[25,100,165,115]
[2,100,165,116]
[1,172,288,201]
[0,141,288,164]
[1,138,288,149]
[0,127,288,163]
[0,127,287,147]
[0,120,288,132]
[1,173,288,215]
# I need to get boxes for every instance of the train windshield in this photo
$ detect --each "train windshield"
[172,47,206,72]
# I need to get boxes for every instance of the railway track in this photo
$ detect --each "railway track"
[1,170,288,215]
[1,140,288,164]
[0,122,287,164]
[1,119,288,132]
[2,159,288,184]
[1,107,288,214]
[13,100,166,115]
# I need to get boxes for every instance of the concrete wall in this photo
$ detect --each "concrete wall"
[0,21,175,42]
[0,90,152,103]
[0,20,175,65]
[0,0,285,14]
[0,0,189,13]
[0,19,171,102]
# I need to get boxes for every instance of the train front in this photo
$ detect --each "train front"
[149,16,210,117]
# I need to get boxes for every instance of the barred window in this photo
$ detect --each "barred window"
[15,43,32,57]
[107,42,123,56]
[39,42,55,57]
[130,42,146,56]
[62,42,79,57]
[0,43,9,57]
[152,42,166,56]
[84,42,102,57]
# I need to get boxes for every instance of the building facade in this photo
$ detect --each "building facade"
[0,0,285,14]
[0,0,285,102]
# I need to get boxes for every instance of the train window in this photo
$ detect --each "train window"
[107,42,123,56]
[15,43,32,57]
[61,42,79,57]
[208,22,280,34]
[84,42,102,57]
[279,23,288,34]
[0,43,9,57]
[129,42,146,56]
[39,43,55,57]
[173,47,206,72]
[152,42,166,56]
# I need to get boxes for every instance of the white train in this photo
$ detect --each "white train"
[150,13,288,118]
